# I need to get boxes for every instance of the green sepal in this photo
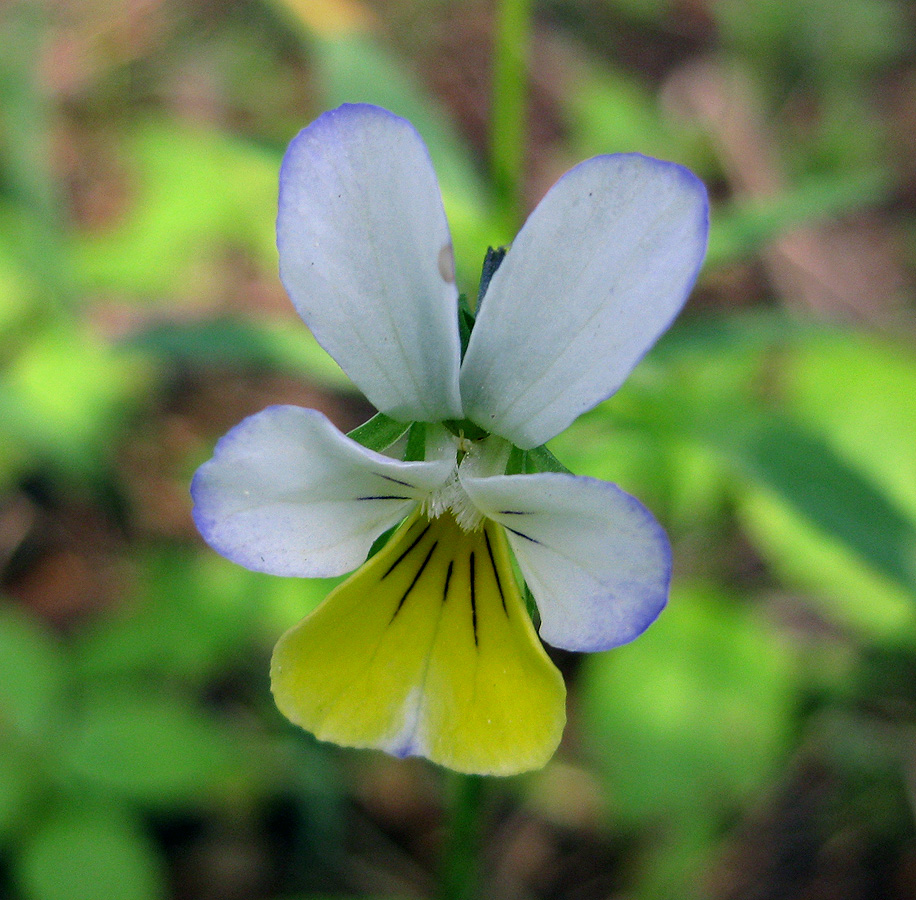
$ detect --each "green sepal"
[524,444,572,475]
[366,524,397,561]
[455,247,508,361]
[476,246,507,310]
[346,412,410,452]
[442,418,489,442]
[404,422,427,461]
[457,293,476,360]
[505,445,526,476]
[504,443,572,476]
[523,583,540,630]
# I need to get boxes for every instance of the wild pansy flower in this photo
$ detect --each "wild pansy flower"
[192,104,708,776]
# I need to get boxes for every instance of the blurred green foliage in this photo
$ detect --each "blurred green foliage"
[1,0,915,898]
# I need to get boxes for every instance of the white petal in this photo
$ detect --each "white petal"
[460,154,708,448]
[192,406,455,578]
[278,104,463,423]
[459,470,670,651]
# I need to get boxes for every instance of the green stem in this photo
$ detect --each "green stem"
[0,0,74,312]
[489,0,534,230]
[441,773,486,900]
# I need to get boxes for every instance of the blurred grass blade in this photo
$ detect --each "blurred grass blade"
[705,413,916,597]
[0,2,73,309]
[707,170,891,268]
[125,317,350,389]
[490,0,534,228]
[616,319,916,601]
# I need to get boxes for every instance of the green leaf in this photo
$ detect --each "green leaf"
[780,335,916,523]
[73,550,257,684]
[0,604,67,741]
[505,445,526,476]
[0,235,40,342]
[0,322,150,478]
[580,581,798,898]
[740,488,916,638]
[711,414,916,598]
[581,581,796,824]
[73,550,340,685]
[72,121,280,299]
[347,413,409,452]
[735,334,916,635]
[499,443,572,476]
[583,318,916,607]
[60,687,249,807]
[16,806,165,900]
[0,748,36,838]
[126,317,350,390]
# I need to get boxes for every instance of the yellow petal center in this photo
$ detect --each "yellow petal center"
[270,510,566,775]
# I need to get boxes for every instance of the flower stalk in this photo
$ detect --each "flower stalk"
[490,0,534,229]
[442,773,486,900]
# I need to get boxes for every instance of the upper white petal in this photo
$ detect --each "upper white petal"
[460,153,709,448]
[278,104,463,423]
[192,406,455,578]
[459,470,670,652]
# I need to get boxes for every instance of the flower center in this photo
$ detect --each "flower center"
[420,433,513,532]
[423,468,482,532]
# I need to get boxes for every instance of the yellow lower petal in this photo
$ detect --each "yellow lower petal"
[270,510,566,775]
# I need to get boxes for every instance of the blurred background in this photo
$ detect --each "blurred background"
[1,0,916,898]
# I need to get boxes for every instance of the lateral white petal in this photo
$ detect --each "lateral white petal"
[192,406,455,578]
[460,153,708,448]
[459,470,671,652]
[278,104,463,422]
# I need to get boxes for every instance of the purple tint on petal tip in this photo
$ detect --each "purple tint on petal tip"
[390,739,419,760]
[275,103,464,423]
[551,478,672,654]
[458,151,710,449]
[553,152,710,374]
[276,103,444,263]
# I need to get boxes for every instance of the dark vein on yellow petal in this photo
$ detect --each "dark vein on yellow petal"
[356,495,411,501]
[443,560,454,603]
[469,551,478,647]
[382,523,431,578]
[484,530,507,614]
[498,509,530,515]
[391,541,438,622]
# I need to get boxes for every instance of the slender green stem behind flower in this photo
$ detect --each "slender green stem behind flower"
[490,0,534,230]
[442,773,486,900]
